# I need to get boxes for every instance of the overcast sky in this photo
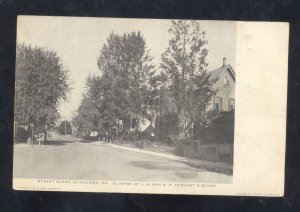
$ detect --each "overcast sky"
[17,16,236,121]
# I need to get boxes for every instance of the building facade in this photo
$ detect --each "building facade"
[207,58,235,112]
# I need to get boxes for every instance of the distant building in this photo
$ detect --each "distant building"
[207,57,235,112]
[128,112,152,133]
[116,112,153,136]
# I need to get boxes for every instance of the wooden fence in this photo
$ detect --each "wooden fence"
[176,143,233,162]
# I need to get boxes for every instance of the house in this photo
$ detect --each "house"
[115,57,235,140]
[116,112,153,136]
[207,57,235,112]
[128,112,152,132]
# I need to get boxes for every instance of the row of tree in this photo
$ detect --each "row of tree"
[73,20,219,141]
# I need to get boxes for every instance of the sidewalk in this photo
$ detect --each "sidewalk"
[109,142,233,175]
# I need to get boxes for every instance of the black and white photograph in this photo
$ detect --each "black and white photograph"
[1,0,298,209]
[13,16,235,185]
[12,16,288,196]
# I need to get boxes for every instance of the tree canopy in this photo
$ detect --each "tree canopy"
[160,20,216,138]
[97,32,155,117]
[15,43,70,132]
[73,22,220,141]
[73,31,156,136]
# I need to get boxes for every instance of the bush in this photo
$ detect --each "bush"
[154,113,179,142]
[201,110,234,144]
[128,131,140,141]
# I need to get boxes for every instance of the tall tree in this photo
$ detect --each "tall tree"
[160,20,216,138]
[148,72,179,141]
[15,43,70,141]
[72,76,108,136]
[97,32,155,134]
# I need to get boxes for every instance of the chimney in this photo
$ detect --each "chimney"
[222,57,227,67]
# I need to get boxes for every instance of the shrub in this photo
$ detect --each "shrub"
[154,113,179,142]
[128,131,139,141]
[201,110,234,144]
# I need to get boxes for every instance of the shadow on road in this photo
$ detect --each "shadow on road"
[129,159,232,179]
[79,139,100,144]
[43,140,75,146]
[175,171,199,179]
[129,161,173,171]
[181,161,233,175]
[129,161,203,180]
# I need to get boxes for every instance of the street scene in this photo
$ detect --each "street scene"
[13,132,231,183]
[14,17,235,184]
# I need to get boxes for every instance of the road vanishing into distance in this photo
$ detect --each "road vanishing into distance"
[13,132,231,183]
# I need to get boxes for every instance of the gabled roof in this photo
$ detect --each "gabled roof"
[209,64,236,82]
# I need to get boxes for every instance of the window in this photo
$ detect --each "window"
[214,96,223,110]
[224,76,229,87]
[131,118,138,128]
[228,98,235,110]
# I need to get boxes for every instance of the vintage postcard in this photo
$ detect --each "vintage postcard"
[13,16,288,196]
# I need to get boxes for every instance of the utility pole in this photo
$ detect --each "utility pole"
[64,121,66,135]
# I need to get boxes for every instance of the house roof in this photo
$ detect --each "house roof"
[209,64,236,82]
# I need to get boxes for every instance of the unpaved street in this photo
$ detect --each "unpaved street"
[13,132,231,183]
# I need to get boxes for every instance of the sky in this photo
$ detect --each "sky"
[17,16,237,121]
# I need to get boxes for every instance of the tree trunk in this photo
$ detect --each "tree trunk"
[178,109,186,139]
[27,122,31,145]
[44,130,47,142]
